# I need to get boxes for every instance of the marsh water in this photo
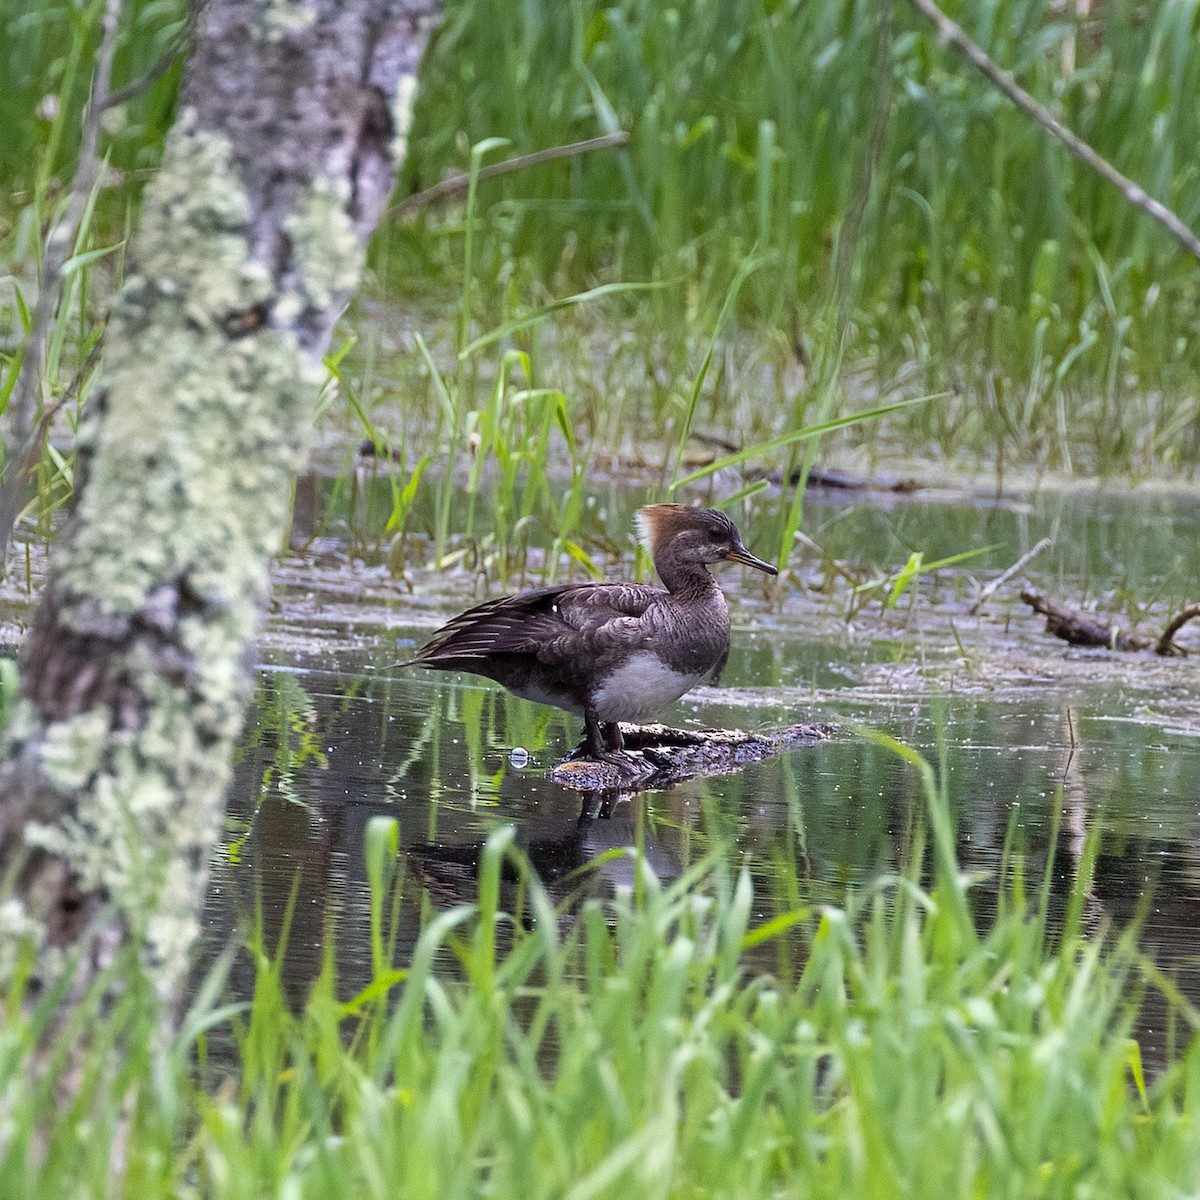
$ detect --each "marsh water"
[204,480,1200,1060]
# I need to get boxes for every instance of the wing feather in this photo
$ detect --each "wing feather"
[412,581,664,666]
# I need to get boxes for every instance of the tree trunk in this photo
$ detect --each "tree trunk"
[0,0,442,993]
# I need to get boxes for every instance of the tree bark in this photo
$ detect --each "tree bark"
[0,0,442,993]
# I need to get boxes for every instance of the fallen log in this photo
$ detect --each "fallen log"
[549,721,833,792]
[797,467,922,493]
[1020,589,1152,651]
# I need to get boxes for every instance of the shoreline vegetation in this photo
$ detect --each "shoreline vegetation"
[6,759,1200,1196]
[4,0,1200,564]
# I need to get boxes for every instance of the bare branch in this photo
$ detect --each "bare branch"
[103,23,192,110]
[902,0,1200,263]
[388,131,630,219]
[969,536,1052,614]
[1156,604,1200,657]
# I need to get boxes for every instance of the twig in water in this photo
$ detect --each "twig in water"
[902,0,1200,263]
[1155,604,1200,657]
[1059,706,1077,786]
[388,132,631,219]
[969,536,1052,614]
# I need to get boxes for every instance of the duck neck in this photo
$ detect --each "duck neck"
[655,556,719,599]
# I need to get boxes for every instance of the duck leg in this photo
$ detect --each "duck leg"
[583,705,608,759]
[582,708,632,764]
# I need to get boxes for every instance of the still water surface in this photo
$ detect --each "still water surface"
[203,483,1200,1059]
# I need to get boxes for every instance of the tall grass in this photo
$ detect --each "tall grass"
[4,737,1200,1196]
[0,0,185,538]
[0,0,183,198]
[395,0,1200,471]
[5,0,1200,578]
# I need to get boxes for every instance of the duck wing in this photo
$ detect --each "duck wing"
[412,581,663,666]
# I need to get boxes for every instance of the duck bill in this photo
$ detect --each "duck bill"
[725,544,778,575]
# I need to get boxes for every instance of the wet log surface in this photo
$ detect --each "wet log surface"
[1020,590,1151,651]
[1021,589,1200,657]
[548,721,834,793]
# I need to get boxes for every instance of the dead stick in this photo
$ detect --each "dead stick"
[1156,604,1200,657]
[1059,705,1076,786]
[902,0,1200,263]
[103,24,193,110]
[387,132,631,219]
[970,536,1052,614]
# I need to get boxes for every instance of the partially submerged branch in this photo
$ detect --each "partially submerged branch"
[1156,605,1200,658]
[1020,589,1200,657]
[1020,589,1150,651]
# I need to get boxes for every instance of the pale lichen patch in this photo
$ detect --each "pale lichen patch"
[34,707,110,793]
[58,126,310,625]
[280,178,364,326]
[391,74,418,166]
[259,0,318,41]
[23,674,230,984]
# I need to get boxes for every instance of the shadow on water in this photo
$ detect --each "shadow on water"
[200,482,1200,1065]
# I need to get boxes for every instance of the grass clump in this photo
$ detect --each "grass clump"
[0,0,186,539]
[4,744,1200,1197]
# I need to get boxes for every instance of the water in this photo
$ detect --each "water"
[203,481,1200,1059]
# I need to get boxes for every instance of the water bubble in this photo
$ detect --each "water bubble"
[509,747,530,768]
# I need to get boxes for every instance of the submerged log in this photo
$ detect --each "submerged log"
[797,467,922,493]
[549,722,833,792]
[1019,590,1152,652]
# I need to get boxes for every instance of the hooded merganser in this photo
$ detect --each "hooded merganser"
[401,504,777,760]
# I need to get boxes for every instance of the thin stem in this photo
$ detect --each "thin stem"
[387,132,630,219]
[0,0,124,570]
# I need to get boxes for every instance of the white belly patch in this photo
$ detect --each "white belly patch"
[591,652,704,722]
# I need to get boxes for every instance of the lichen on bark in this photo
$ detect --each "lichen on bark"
[0,0,443,992]
[4,120,332,982]
[61,121,318,616]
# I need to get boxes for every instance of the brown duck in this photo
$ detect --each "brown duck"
[402,504,777,760]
